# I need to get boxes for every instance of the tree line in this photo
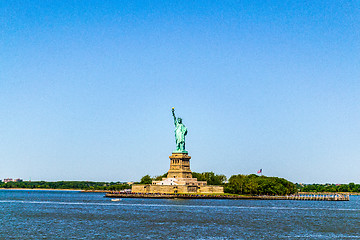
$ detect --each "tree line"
[298,183,360,193]
[0,181,130,191]
[7,176,358,195]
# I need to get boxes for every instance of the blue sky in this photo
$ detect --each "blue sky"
[1,1,359,183]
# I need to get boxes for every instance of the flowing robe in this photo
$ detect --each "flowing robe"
[175,122,187,148]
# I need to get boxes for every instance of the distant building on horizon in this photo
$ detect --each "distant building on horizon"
[3,178,23,183]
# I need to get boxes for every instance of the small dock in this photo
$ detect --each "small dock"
[105,193,349,201]
[284,194,349,201]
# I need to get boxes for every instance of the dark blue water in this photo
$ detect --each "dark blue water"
[0,190,359,239]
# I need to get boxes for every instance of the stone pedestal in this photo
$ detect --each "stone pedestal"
[167,152,192,179]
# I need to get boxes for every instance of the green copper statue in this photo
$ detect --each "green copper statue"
[172,107,188,153]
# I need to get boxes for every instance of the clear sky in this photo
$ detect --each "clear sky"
[1,1,359,183]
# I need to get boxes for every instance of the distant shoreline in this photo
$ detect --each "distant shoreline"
[0,188,117,193]
[0,188,81,191]
[299,192,360,196]
[0,188,119,193]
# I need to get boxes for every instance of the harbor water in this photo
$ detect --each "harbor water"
[0,190,359,239]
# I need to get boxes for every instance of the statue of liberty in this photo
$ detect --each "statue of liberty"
[172,107,187,153]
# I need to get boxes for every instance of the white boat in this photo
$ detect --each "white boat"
[111,198,121,202]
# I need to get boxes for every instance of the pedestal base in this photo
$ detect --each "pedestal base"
[167,152,192,179]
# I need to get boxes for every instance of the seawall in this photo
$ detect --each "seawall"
[105,193,350,201]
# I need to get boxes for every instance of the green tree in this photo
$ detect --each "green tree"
[192,172,227,185]
[153,173,168,181]
[140,175,152,184]
[192,172,207,181]
[225,174,296,195]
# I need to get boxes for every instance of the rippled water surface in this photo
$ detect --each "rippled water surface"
[0,190,359,239]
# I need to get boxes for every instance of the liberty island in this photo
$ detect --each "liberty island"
[127,109,348,200]
[131,108,224,194]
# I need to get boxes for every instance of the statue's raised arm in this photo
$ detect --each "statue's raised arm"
[172,107,177,127]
